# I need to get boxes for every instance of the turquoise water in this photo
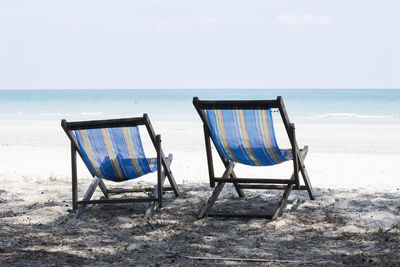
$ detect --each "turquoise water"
[0,89,399,123]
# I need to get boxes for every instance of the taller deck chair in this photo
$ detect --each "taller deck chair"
[61,114,180,217]
[193,96,315,219]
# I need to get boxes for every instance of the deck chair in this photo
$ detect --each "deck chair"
[61,114,180,218]
[193,96,315,219]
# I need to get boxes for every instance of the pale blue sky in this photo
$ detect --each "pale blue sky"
[0,0,399,89]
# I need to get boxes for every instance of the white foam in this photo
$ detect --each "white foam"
[312,113,396,119]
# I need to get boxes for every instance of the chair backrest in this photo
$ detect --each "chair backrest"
[194,97,293,166]
[62,116,158,182]
[74,127,156,181]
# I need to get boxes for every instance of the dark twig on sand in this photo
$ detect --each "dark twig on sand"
[184,256,313,264]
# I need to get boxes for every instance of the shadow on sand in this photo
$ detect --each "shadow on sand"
[0,184,399,266]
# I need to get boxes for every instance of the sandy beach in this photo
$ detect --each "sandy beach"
[2,0,399,264]
[1,119,400,265]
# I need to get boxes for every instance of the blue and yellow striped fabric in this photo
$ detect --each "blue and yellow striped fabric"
[74,127,157,182]
[205,109,292,166]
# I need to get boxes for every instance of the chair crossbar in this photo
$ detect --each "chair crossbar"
[77,197,158,205]
[107,186,173,194]
[239,184,309,190]
[213,178,295,184]
[194,98,280,110]
[64,117,146,130]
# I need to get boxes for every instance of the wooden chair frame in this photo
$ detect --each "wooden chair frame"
[61,114,180,218]
[193,96,315,219]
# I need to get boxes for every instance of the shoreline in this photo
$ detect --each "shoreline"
[1,119,399,189]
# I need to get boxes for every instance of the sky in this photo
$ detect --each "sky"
[0,0,399,89]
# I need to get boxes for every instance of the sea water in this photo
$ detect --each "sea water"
[0,89,399,124]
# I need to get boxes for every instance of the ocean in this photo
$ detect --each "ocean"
[0,89,399,124]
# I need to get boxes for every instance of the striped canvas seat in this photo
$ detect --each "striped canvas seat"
[74,126,157,182]
[205,109,292,166]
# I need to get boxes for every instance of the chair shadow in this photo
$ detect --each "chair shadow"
[1,183,399,265]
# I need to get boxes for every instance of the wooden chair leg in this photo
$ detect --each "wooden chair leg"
[156,135,162,209]
[71,144,78,211]
[199,182,226,218]
[199,162,235,218]
[220,159,245,197]
[144,113,180,197]
[230,171,245,198]
[272,184,294,219]
[144,154,173,219]
[298,146,315,200]
[74,177,101,218]
[97,178,109,198]
[266,151,307,219]
[161,154,180,197]
[300,165,314,200]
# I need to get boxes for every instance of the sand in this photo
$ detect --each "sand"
[1,119,400,266]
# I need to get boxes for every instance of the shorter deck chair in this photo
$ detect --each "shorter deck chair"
[193,96,315,219]
[61,114,180,217]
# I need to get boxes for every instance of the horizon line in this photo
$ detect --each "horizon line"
[1,88,400,90]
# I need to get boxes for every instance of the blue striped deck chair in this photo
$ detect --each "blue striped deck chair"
[61,114,180,218]
[193,97,314,219]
